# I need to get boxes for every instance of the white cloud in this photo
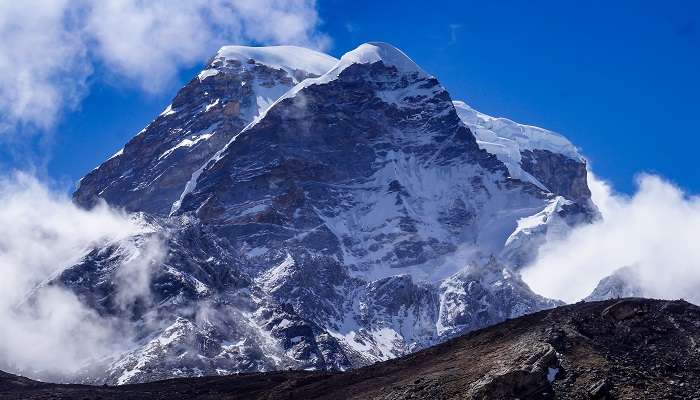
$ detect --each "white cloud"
[0,173,158,378]
[0,0,90,132]
[522,173,700,304]
[0,0,328,134]
[449,23,461,45]
[115,236,165,310]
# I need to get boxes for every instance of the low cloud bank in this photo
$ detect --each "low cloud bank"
[0,173,158,379]
[522,173,700,303]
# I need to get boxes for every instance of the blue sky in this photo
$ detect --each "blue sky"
[2,1,698,194]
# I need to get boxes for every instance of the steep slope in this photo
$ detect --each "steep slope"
[179,42,544,271]
[19,42,598,384]
[453,100,586,198]
[2,299,698,399]
[74,46,338,215]
[453,101,596,267]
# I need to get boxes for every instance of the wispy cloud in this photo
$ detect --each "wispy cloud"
[0,172,160,378]
[0,0,329,136]
[345,22,359,34]
[522,173,700,304]
[0,1,91,133]
[449,23,462,45]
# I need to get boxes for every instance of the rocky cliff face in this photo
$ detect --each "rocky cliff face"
[452,100,597,268]
[74,46,338,215]
[22,43,598,384]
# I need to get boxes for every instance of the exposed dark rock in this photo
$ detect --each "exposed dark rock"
[73,49,329,215]
[520,149,591,204]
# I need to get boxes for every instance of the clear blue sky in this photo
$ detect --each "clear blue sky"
[6,1,699,194]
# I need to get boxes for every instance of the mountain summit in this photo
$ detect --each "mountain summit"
[334,42,427,75]
[32,42,598,384]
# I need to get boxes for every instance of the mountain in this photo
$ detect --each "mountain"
[16,43,598,384]
[3,299,699,399]
[585,266,646,301]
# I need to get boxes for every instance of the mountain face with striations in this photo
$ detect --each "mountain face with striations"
[27,43,597,384]
[74,46,338,216]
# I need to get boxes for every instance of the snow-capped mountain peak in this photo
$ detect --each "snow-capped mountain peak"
[210,45,338,77]
[58,42,598,384]
[335,42,427,76]
[74,45,338,216]
[257,42,431,112]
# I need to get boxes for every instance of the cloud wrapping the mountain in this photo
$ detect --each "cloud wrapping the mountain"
[522,173,700,303]
[0,0,328,134]
[0,173,159,377]
[114,236,165,310]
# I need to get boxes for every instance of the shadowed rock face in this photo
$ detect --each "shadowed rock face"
[2,299,699,399]
[520,149,591,204]
[73,54,327,216]
[177,60,520,272]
